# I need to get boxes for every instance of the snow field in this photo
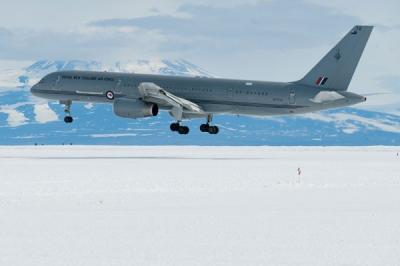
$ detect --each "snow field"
[0,146,399,266]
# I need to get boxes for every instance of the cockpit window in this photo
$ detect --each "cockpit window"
[38,74,53,84]
[38,77,48,84]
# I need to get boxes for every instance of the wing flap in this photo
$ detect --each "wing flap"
[138,82,204,113]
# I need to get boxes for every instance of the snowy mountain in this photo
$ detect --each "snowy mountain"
[14,59,213,87]
[0,59,399,145]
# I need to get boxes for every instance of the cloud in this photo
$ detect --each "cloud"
[85,0,362,80]
[0,27,12,39]
[0,106,28,127]
[33,103,58,124]
[0,0,370,74]
[89,0,359,51]
[302,111,400,134]
[355,75,400,115]
[0,27,166,61]
[306,0,400,27]
[0,0,182,30]
[0,0,398,113]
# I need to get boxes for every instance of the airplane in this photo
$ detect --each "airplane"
[31,25,373,135]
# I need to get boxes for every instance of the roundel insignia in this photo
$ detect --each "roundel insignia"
[106,91,115,100]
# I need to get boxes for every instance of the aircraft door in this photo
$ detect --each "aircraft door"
[115,79,123,94]
[289,90,296,105]
[226,88,234,100]
[53,75,61,90]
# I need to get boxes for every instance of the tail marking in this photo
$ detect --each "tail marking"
[315,76,329,86]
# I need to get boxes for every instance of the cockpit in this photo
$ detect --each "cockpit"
[31,73,56,98]
[37,73,56,84]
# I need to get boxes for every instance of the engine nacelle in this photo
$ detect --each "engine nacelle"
[113,98,158,119]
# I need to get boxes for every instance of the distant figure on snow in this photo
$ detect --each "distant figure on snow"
[297,167,302,183]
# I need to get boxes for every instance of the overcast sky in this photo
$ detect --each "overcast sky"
[0,0,398,112]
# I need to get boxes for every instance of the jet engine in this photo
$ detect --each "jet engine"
[113,98,158,119]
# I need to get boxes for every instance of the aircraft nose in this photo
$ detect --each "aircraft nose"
[30,83,42,97]
[30,84,38,93]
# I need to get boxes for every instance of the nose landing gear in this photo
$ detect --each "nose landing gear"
[64,116,73,123]
[61,100,73,124]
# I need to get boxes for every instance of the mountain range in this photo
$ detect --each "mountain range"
[0,59,399,145]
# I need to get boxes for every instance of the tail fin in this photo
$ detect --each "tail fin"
[298,25,373,91]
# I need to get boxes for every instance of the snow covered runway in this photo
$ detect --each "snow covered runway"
[1,146,400,266]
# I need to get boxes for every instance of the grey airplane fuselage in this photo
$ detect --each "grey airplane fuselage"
[31,70,366,117]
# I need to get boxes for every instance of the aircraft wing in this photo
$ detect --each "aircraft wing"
[138,82,205,121]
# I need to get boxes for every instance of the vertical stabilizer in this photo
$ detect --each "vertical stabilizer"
[298,25,373,91]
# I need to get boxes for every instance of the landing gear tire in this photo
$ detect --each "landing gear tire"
[64,116,73,123]
[200,124,210,132]
[200,123,219,134]
[170,122,180,132]
[178,126,189,135]
[61,100,73,124]
[208,126,219,135]
[170,122,189,135]
[200,114,219,134]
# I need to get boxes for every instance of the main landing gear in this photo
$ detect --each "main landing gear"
[170,122,190,135]
[170,115,219,135]
[200,114,219,135]
[200,124,219,134]
[61,100,73,124]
